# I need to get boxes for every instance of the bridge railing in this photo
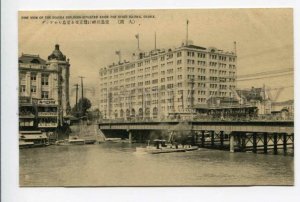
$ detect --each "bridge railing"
[99,115,294,124]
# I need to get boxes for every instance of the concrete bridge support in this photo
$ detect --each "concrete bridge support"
[128,130,132,144]
[201,131,205,148]
[230,133,235,153]
[220,131,224,148]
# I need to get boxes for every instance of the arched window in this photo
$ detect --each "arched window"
[131,108,136,117]
[126,109,130,119]
[138,108,143,118]
[120,109,124,118]
[145,108,150,118]
[153,107,158,118]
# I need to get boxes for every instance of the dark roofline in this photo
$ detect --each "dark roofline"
[184,44,207,50]
[19,53,47,64]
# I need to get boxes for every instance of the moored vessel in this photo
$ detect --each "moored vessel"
[136,139,198,154]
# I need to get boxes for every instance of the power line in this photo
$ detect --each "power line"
[237,72,292,82]
[237,68,293,78]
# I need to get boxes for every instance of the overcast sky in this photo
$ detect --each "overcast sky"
[19,9,293,106]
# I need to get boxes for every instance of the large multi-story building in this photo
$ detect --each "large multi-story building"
[99,43,237,120]
[19,44,71,131]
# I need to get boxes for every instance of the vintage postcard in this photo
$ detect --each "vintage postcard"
[18,9,294,186]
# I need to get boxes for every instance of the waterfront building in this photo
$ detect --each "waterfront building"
[99,43,237,120]
[19,44,71,132]
[236,87,272,115]
[271,100,294,120]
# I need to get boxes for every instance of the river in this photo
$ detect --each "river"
[19,143,294,186]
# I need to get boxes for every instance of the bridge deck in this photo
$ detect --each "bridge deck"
[99,121,294,134]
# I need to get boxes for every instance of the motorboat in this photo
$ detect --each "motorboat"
[136,139,198,154]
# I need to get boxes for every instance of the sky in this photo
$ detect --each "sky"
[19,9,294,106]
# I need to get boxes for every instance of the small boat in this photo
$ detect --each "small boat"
[19,131,49,148]
[84,139,97,144]
[19,140,35,149]
[104,138,132,143]
[105,138,122,142]
[136,139,198,154]
[56,136,85,146]
[185,145,199,151]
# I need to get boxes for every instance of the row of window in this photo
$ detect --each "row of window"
[20,73,49,85]
[101,51,236,76]
[105,68,234,83]
[19,85,49,98]
[102,63,236,81]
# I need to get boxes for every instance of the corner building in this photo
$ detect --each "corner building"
[19,44,70,132]
[99,44,237,120]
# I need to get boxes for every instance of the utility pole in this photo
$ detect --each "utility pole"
[115,50,121,64]
[233,41,237,55]
[186,20,189,46]
[154,32,157,50]
[135,34,140,50]
[74,84,79,112]
[79,76,85,116]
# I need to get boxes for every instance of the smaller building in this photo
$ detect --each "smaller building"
[271,100,294,120]
[19,45,71,139]
[236,87,272,115]
[194,96,258,120]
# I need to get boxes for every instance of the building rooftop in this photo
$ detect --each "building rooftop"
[19,54,46,65]
[236,87,265,102]
[100,43,236,71]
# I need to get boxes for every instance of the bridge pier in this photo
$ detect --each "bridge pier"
[211,131,215,147]
[230,133,235,153]
[241,133,246,152]
[220,131,224,148]
[128,130,132,144]
[263,133,268,154]
[253,133,257,153]
[273,133,278,155]
[201,131,205,147]
[283,133,287,155]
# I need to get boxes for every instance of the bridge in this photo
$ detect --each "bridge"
[99,120,294,155]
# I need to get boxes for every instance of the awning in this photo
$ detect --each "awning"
[20,130,42,134]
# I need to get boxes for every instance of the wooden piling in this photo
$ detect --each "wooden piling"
[253,133,257,153]
[201,131,205,148]
[283,133,287,155]
[241,133,246,152]
[263,133,268,154]
[273,133,278,155]
[211,131,215,147]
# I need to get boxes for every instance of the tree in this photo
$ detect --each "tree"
[71,97,92,117]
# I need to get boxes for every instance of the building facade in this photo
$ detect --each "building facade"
[99,44,237,120]
[236,87,272,115]
[19,44,70,132]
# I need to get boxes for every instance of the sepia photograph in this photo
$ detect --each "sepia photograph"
[18,9,294,187]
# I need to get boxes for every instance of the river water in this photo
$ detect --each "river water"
[19,143,294,186]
